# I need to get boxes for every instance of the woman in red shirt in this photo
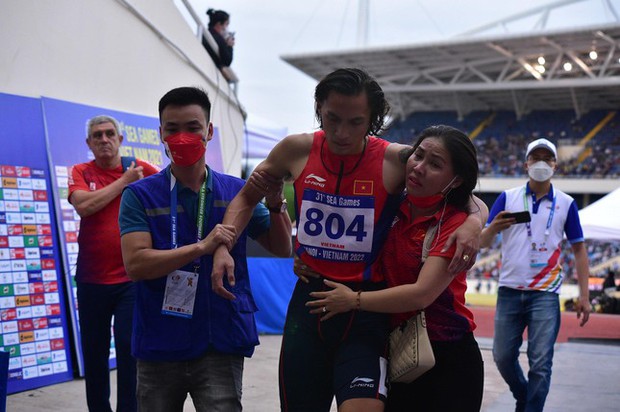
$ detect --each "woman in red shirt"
[307,125,485,412]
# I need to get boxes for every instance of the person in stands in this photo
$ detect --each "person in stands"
[203,8,234,69]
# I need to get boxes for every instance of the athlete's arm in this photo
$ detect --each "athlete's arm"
[382,142,410,194]
[211,133,313,300]
[251,171,293,257]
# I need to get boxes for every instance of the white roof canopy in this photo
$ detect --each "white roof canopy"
[282,24,620,120]
[579,187,620,240]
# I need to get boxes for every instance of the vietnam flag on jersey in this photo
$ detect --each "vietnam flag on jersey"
[353,180,374,195]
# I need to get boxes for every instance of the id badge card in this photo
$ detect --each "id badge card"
[162,270,198,318]
[529,242,548,268]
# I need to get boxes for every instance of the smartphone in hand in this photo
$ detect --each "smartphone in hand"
[504,211,531,224]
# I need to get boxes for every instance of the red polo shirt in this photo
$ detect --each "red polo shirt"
[68,159,158,284]
[378,200,476,341]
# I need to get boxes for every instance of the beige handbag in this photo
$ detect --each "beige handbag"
[388,310,435,383]
[388,223,438,383]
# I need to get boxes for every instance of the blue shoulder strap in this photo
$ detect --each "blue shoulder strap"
[121,156,137,172]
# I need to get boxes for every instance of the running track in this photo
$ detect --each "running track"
[471,306,620,343]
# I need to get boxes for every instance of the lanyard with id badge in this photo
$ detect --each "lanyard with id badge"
[524,192,556,268]
[161,173,208,318]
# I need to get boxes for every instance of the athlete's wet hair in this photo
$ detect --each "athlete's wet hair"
[314,68,390,136]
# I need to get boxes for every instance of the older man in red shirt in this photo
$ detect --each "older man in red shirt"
[69,115,158,412]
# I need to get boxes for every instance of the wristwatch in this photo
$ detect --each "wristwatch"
[267,198,288,214]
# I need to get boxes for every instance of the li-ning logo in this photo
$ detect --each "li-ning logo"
[304,173,326,188]
[350,376,375,389]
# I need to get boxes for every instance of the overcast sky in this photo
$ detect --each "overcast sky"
[184,0,618,134]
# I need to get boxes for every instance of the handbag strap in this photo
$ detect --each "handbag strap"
[421,223,438,263]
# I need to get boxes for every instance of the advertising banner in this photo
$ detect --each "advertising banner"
[0,93,73,393]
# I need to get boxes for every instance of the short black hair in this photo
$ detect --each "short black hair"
[411,125,479,210]
[158,87,211,123]
[314,68,390,136]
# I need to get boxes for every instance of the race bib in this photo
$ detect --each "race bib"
[297,189,374,263]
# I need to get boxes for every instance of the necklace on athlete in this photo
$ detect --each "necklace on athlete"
[320,136,368,194]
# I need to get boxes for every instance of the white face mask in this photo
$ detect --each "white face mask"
[528,161,554,182]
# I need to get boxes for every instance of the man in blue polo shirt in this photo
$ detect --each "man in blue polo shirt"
[118,86,292,412]
[481,138,591,412]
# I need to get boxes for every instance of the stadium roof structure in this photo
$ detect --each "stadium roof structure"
[282,23,620,120]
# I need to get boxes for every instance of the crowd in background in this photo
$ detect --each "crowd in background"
[468,239,620,286]
[474,133,620,178]
[384,110,620,178]
[557,138,620,177]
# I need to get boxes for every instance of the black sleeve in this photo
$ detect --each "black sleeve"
[218,43,233,67]
[214,31,233,67]
[204,29,233,68]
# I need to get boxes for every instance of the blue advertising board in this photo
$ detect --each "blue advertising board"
[0,93,74,393]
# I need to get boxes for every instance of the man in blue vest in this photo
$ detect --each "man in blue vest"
[118,87,292,412]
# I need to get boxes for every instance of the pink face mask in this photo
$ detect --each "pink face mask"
[164,132,206,166]
[407,192,445,209]
[406,176,459,209]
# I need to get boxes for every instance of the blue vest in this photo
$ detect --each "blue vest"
[127,168,259,361]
